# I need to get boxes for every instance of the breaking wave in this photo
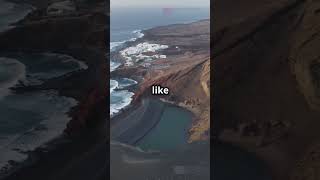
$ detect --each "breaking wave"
[110,30,144,116]
[0,57,26,99]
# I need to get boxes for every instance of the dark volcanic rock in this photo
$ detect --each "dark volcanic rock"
[213,0,320,180]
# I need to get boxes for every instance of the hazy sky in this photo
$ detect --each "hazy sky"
[111,0,210,8]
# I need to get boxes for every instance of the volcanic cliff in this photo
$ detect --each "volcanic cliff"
[112,20,211,142]
[213,0,320,179]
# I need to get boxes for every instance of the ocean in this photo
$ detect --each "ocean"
[0,53,87,171]
[0,1,89,171]
[0,0,33,32]
[110,7,210,116]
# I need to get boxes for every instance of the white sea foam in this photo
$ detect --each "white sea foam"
[127,30,145,42]
[110,30,145,117]
[110,30,144,52]
[110,41,125,52]
[117,78,137,89]
[110,79,119,93]
[0,53,85,172]
[0,90,77,171]
[120,42,168,66]
[132,30,144,39]
[110,77,137,116]
[110,61,121,72]
[110,77,137,115]
[0,57,26,99]
[110,90,134,116]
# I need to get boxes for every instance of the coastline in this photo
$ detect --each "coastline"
[111,18,210,143]
[0,0,108,179]
[111,97,164,145]
[110,95,195,148]
[0,40,108,180]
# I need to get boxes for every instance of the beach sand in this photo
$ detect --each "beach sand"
[111,98,165,145]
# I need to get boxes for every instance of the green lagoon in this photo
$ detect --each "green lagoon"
[137,103,193,151]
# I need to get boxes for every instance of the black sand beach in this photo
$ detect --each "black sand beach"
[111,97,193,150]
[111,98,165,145]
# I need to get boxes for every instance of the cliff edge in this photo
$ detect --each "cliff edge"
[213,0,320,179]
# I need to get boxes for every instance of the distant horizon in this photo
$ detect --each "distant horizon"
[111,6,209,9]
[111,0,209,9]
[111,6,210,8]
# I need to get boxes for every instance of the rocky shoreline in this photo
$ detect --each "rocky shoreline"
[111,19,210,143]
[0,0,108,179]
[0,0,107,135]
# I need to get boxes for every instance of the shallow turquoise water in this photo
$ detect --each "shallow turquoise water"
[137,104,192,151]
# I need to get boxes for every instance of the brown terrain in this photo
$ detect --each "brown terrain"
[112,20,211,142]
[213,0,320,179]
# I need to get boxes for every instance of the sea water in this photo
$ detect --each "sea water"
[0,0,33,32]
[137,104,192,151]
[110,7,209,116]
[0,53,87,171]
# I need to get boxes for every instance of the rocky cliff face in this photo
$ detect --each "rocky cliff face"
[213,0,320,179]
[149,58,210,142]
[289,1,320,179]
[290,0,320,111]
[128,20,211,142]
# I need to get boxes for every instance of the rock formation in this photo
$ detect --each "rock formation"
[213,0,320,179]
[120,20,211,142]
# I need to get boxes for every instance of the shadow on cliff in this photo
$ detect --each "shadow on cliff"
[213,0,320,180]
